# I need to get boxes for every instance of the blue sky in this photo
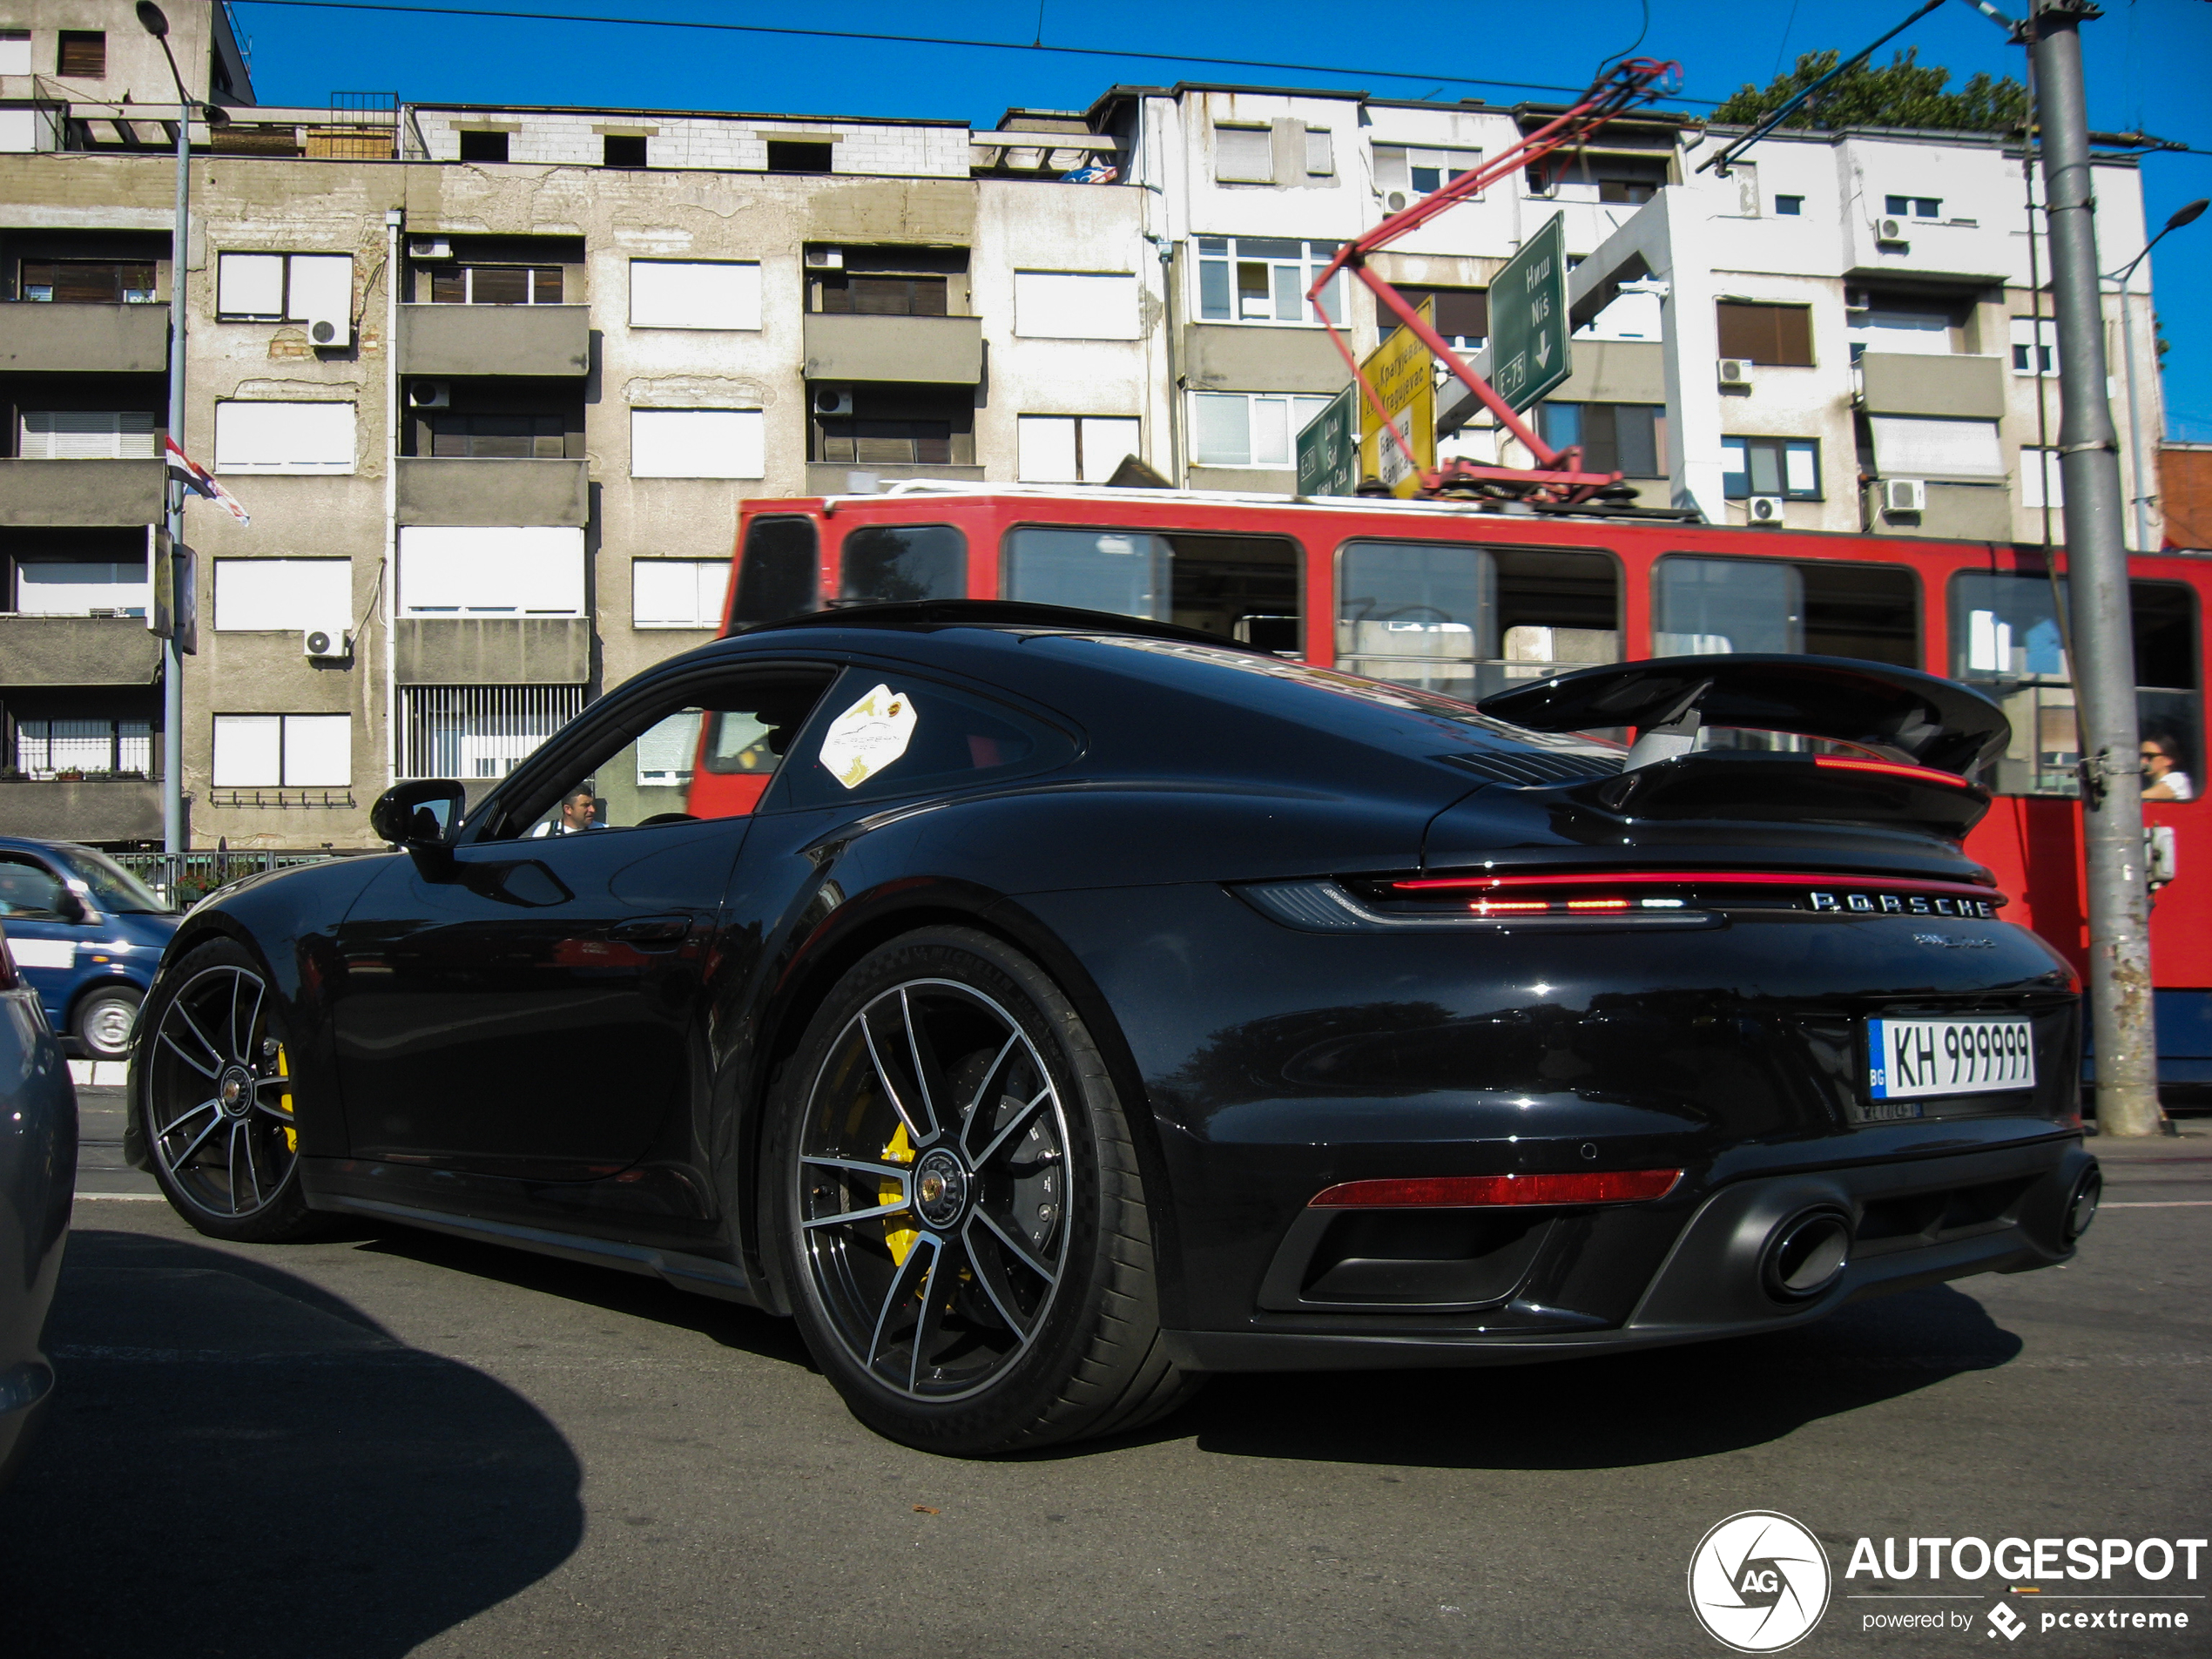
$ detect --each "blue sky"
[231,0,2212,443]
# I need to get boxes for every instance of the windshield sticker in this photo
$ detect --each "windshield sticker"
[819,684,918,790]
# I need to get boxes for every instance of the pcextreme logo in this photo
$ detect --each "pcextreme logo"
[1688,1511,1833,1653]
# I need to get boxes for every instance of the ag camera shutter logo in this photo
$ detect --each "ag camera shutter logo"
[1688,1511,1832,1651]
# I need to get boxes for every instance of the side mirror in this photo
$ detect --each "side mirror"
[371,779,466,850]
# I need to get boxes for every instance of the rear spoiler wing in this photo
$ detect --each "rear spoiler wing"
[1476,654,2009,775]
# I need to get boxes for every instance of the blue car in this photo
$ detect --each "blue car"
[0,838,179,1061]
[0,918,75,1487]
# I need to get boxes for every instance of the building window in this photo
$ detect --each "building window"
[396,526,586,617]
[12,557,148,616]
[212,714,352,787]
[816,272,947,316]
[1379,286,1488,350]
[629,260,762,330]
[1190,392,1336,468]
[1849,304,1955,358]
[765,139,833,173]
[57,30,105,78]
[1868,416,2005,481]
[1774,194,1804,216]
[213,401,355,474]
[456,130,509,163]
[629,408,765,480]
[1214,125,1274,185]
[399,685,583,780]
[1374,145,1480,199]
[18,260,155,303]
[1721,435,1822,500]
[1305,129,1334,177]
[1017,415,1142,483]
[813,386,973,467]
[2011,316,2059,376]
[1716,300,1814,366]
[0,30,30,77]
[1013,271,1140,340]
[1885,194,1942,219]
[1194,237,1344,326]
[212,559,352,631]
[806,246,967,317]
[428,413,566,459]
[2020,447,2065,511]
[1538,403,1667,478]
[14,717,151,779]
[214,252,353,325]
[18,410,158,459]
[633,559,727,628]
[603,134,648,168]
[424,264,562,305]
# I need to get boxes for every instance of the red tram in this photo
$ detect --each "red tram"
[709,482,2209,1092]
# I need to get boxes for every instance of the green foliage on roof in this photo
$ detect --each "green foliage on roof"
[1712,48,2030,135]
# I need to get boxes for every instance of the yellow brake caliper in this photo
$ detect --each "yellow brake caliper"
[274,1042,296,1153]
[880,1122,917,1264]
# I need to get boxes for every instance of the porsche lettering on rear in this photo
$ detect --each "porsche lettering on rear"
[1810,890,2002,919]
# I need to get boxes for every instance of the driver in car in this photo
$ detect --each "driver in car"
[530,786,600,836]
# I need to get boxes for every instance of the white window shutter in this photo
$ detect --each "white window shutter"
[633,560,696,624]
[280,715,352,786]
[1869,416,2005,479]
[215,401,355,473]
[1014,272,1139,340]
[212,715,282,786]
[286,254,354,345]
[630,260,761,329]
[1078,417,1141,482]
[1017,415,1080,482]
[398,526,587,616]
[19,410,156,459]
[1215,126,1274,184]
[217,253,286,318]
[0,31,31,76]
[1305,128,1334,177]
[213,559,353,631]
[630,408,764,478]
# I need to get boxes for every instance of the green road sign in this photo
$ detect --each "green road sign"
[1489,212,1569,412]
[1294,384,1358,498]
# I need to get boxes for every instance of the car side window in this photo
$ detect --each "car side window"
[0,854,69,918]
[779,670,1075,811]
[486,669,837,840]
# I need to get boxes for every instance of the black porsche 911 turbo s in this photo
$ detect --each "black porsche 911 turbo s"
[126,601,2099,1455]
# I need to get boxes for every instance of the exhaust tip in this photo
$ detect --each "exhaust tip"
[1762,1207,1851,1302]
[2063,1165,2101,1244]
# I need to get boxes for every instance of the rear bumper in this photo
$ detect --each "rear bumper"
[1163,1135,2092,1372]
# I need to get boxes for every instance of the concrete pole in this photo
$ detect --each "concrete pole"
[2027,2,2163,1136]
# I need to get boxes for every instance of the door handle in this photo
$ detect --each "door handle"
[610,915,691,947]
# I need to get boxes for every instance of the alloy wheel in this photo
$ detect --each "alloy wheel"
[145,963,298,1217]
[794,978,1072,1403]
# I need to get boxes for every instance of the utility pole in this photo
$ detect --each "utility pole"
[2024,0,2163,1136]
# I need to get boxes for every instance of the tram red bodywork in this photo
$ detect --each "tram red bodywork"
[716,486,2210,1080]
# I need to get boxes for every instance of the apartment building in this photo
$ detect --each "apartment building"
[0,0,2174,849]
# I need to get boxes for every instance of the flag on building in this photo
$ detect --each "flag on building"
[164,436,251,527]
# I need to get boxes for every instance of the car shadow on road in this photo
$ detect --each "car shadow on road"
[0,1228,585,1659]
[1172,1284,2024,1470]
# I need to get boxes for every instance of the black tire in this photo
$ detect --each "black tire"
[767,926,1201,1455]
[136,938,323,1244]
[73,984,142,1060]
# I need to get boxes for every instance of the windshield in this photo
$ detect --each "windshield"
[68,847,172,914]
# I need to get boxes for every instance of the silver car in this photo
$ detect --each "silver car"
[0,920,76,1487]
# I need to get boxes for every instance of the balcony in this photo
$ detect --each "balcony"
[801,314,982,385]
[0,459,164,527]
[0,301,170,375]
[399,304,590,378]
[0,777,161,843]
[395,457,590,527]
[805,462,986,496]
[1182,325,1346,395]
[395,617,590,685]
[1858,353,2006,421]
[0,615,164,685]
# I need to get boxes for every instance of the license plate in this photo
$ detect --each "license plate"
[1867,1018,2036,1099]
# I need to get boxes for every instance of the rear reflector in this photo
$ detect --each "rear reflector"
[1392,870,2005,905]
[1310,1170,1683,1209]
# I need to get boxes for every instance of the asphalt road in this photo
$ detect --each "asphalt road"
[7,1101,2208,1658]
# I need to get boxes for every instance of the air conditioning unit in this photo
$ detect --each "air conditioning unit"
[1717,358,1753,388]
[1875,217,1908,245]
[805,246,844,268]
[1881,476,1927,515]
[408,237,452,260]
[813,386,854,417]
[1746,495,1786,525]
[410,381,451,408]
[303,625,351,659]
[1382,189,1411,213]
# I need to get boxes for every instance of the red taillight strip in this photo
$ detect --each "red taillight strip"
[1311,1170,1683,1209]
[1391,870,2004,902]
[1812,755,1979,789]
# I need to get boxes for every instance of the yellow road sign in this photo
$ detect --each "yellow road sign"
[1358,297,1436,499]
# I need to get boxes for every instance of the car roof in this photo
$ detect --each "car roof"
[732,598,1259,652]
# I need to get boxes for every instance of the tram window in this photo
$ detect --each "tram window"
[1654,557,1803,655]
[1339,542,1620,702]
[1001,527,1299,649]
[840,524,966,605]
[1799,563,1918,666]
[732,516,817,626]
[1949,573,2200,799]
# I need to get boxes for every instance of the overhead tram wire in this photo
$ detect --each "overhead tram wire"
[229,0,1728,105]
